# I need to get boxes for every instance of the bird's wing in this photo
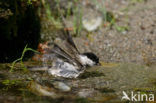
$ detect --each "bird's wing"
[62,30,80,54]
[55,17,84,68]
[44,16,84,70]
[59,16,80,55]
[45,43,83,69]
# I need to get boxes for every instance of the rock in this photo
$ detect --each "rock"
[81,2,103,32]
[82,16,102,32]
[78,88,95,98]
[28,81,58,98]
[53,81,71,92]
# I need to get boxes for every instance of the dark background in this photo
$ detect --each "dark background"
[0,0,40,62]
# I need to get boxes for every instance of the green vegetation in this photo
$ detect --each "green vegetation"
[2,79,21,90]
[73,5,83,36]
[92,0,107,22]
[45,1,62,28]
[115,25,129,32]
[10,45,39,72]
[92,0,129,33]
[56,0,83,36]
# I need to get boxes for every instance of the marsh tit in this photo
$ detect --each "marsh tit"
[43,28,99,78]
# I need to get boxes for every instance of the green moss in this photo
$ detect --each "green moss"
[0,79,25,93]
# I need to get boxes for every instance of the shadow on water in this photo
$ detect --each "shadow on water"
[79,71,105,79]
[0,0,40,63]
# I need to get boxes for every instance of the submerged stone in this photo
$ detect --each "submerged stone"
[53,81,71,92]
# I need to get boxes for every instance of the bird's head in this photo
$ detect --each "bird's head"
[81,52,99,66]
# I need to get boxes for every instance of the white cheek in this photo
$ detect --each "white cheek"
[79,55,95,66]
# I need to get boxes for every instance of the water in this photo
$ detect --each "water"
[0,62,156,103]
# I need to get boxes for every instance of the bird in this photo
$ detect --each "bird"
[29,15,99,78]
[41,26,99,78]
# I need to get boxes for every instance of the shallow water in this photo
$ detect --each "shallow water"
[0,61,156,103]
